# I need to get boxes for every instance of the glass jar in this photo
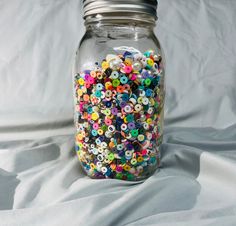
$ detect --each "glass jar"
[73,0,165,181]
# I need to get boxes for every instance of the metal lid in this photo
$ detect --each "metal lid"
[83,0,158,20]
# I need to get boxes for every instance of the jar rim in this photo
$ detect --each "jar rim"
[83,0,158,20]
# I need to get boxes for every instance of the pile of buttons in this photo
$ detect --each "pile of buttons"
[74,49,164,181]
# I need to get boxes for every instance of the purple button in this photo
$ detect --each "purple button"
[120,102,126,108]
[128,122,135,130]
[111,107,118,115]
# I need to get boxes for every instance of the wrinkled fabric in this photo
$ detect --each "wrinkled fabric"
[0,0,236,225]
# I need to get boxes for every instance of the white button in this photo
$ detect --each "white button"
[121,124,127,130]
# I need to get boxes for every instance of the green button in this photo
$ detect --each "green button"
[131,129,139,137]
[127,173,134,180]
[112,79,120,87]
[116,173,123,179]
[144,78,151,86]
[121,157,126,164]
[101,125,108,131]
[126,114,134,122]
[108,153,115,161]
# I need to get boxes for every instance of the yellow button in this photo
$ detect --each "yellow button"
[78,78,85,86]
[102,61,109,69]
[147,58,154,66]
[123,165,131,171]
[124,58,132,66]
[76,134,83,141]
[77,89,83,96]
[97,129,104,135]
[91,112,99,121]
[137,97,143,104]
[147,118,153,124]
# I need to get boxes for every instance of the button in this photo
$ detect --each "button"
[91,112,99,121]
[101,142,107,148]
[147,58,154,66]
[111,71,119,79]
[105,118,112,126]
[96,83,103,90]
[108,125,115,132]
[147,118,153,124]
[101,124,107,131]
[138,134,145,142]
[101,167,108,173]
[124,105,132,113]
[92,148,98,155]
[117,85,125,93]
[134,104,142,112]
[97,154,104,161]
[91,130,98,136]
[108,153,115,161]
[137,156,144,162]
[93,123,99,130]
[117,144,124,151]
[77,89,83,97]
[140,90,145,97]
[103,109,111,116]
[105,90,112,97]
[146,89,153,97]
[116,165,123,172]
[142,150,147,156]
[131,158,137,165]
[126,114,134,122]
[147,107,154,114]
[97,72,103,79]
[96,161,102,168]
[111,107,118,115]
[144,78,151,86]
[137,97,143,104]
[95,90,102,97]
[101,61,109,69]
[131,129,139,137]
[121,124,127,131]
[97,129,104,135]
[76,134,83,141]
[124,58,132,66]
[105,131,112,138]
[90,71,97,78]
[143,122,149,130]
[105,82,112,89]
[87,106,93,114]
[120,76,128,84]
[95,138,101,145]
[123,165,131,171]
[112,79,120,87]
[124,66,132,74]
[78,78,85,86]
[142,97,149,105]
[83,94,90,102]
[122,93,129,102]
[133,62,142,71]
[128,122,135,130]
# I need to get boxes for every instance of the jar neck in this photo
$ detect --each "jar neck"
[84,12,156,33]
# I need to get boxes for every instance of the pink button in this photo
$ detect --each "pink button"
[105,118,112,126]
[93,123,99,130]
[116,165,123,172]
[124,66,132,74]
[130,74,137,81]
[88,76,95,84]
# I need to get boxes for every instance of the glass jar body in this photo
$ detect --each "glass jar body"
[73,19,165,181]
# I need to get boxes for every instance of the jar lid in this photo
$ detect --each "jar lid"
[83,0,158,20]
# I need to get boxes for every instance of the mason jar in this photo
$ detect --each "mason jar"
[73,0,165,181]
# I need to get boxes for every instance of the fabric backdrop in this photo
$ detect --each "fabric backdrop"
[0,0,236,225]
